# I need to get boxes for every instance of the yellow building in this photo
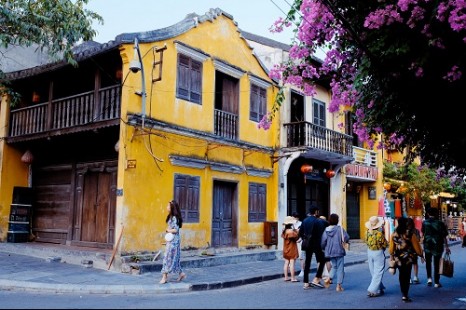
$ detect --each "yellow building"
[0,9,279,261]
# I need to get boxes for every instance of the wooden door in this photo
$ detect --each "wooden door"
[73,161,117,248]
[212,181,237,247]
[346,191,360,239]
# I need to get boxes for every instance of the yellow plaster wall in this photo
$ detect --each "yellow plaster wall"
[0,97,29,241]
[116,127,278,253]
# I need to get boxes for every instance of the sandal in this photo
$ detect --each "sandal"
[291,279,299,282]
[177,273,186,282]
[368,292,380,297]
[324,278,331,288]
[303,283,311,290]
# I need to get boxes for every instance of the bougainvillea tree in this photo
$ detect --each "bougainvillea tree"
[265,0,466,174]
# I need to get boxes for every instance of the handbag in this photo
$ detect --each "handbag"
[301,235,311,251]
[164,232,174,242]
[439,252,454,277]
[341,226,350,251]
[388,257,397,275]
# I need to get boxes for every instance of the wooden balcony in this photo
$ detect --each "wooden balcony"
[8,85,121,141]
[214,109,238,140]
[283,121,353,159]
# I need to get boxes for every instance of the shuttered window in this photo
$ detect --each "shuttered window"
[174,174,200,222]
[176,54,202,104]
[313,99,326,127]
[248,182,266,222]
[249,84,266,122]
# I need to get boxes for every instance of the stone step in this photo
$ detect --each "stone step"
[122,249,280,275]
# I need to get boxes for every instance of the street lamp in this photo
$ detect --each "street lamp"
[129,37,146,128]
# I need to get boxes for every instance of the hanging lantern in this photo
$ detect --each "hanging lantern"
[21,150,34,165]
[383,182,391,191]
[32,91,40,103]
[325,169,336,178]
[300,164,313,174]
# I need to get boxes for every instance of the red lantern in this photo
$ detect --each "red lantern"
[300,164,313,174]
[325,169,336,178]
[383,183,391,191]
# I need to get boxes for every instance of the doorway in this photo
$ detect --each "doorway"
[212,180,238,247]
[346,190,360,239]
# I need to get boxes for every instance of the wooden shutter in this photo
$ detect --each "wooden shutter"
[190,60,202,104]
[177,54,190,100]
[174,174,200,222]
[250,84,266,122]
[250,84,259,121]
[248,182,266,222]
[176,55,202,104]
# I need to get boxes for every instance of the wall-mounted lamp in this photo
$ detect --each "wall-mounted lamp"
[21,150,34,187]
[129,37,146,128]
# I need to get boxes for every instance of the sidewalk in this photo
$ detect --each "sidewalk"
[0,245,370,295]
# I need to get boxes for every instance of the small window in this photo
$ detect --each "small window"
[248,182,266,222]
[176,54,202,104]
[174,174,200,223]
[249,84,266,122]
[313,99,326,127]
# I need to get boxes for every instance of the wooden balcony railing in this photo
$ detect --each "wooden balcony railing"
[283,121,353,157]
[352,146,377,167]
[9,85,121,137]
[214,109,238,140]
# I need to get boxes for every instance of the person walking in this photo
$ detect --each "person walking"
[299,206,328,290]
[389,217,425,302]
[364,215,389,297]
[282,216,300,282]
[422,207,450,287]
[320,215,332,282]
[407,217,421,284]
[321,213,349,292]
[160,200,186,284]
[461,217,466,248]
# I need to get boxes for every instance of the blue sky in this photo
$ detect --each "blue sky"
[85,0,296,44]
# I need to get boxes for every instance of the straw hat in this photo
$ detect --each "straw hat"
[283,216,296,225]
[365,216,384,230]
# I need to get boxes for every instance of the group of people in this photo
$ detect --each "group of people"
[281,206,350,292]
[364,207,450,302]
[158,198,451,302]
[281,206,451,303]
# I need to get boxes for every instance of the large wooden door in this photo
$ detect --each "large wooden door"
[73,161,117,248]
[212,181,237,247]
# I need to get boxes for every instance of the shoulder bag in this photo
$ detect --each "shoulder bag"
[439,252,454,277]
[341,226,350,251]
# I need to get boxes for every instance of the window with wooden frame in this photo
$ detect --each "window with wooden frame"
[248,182,266,222]
[249,83,267,122]
[174,174,200,223]
[176,53,202,104]
[313,99,326,127]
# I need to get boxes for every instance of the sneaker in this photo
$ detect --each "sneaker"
[427,278,433,286]
[413,277,420,284]
[434,283,442,288]
[410,279,413,284]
